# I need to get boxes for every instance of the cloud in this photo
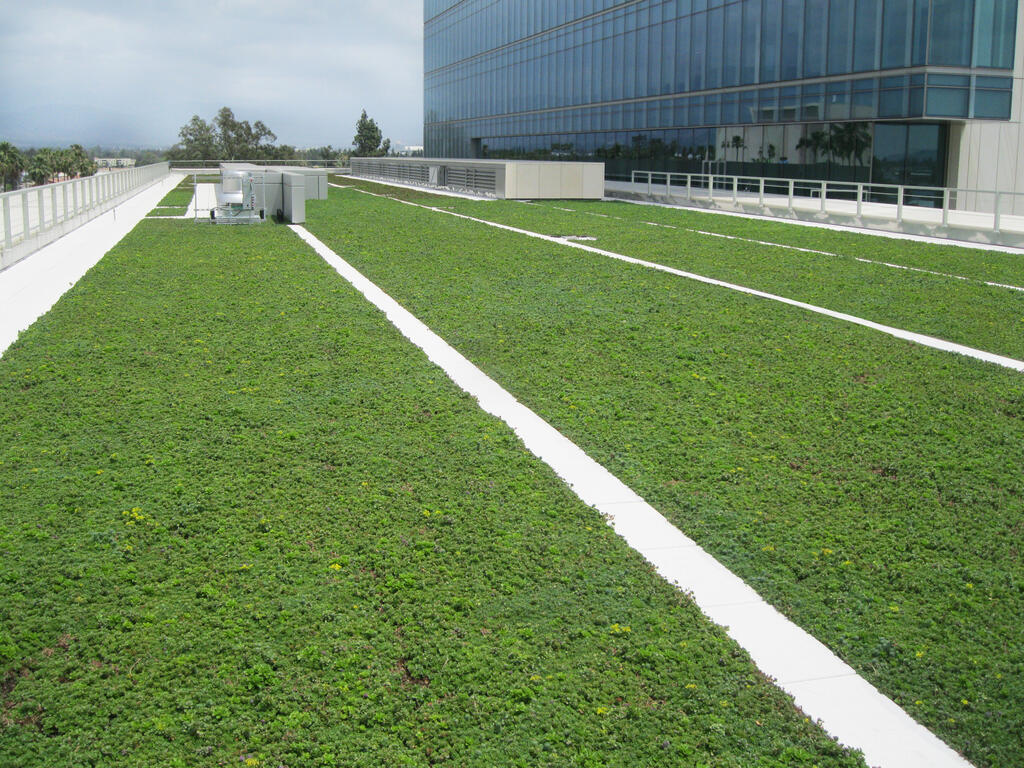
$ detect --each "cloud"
[0,0,424,148]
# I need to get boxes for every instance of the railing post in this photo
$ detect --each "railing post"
[942,189,950,226]
[896,186,904,223]
[648,172,652,196]
[62,183,69,224]
[759,178,765,206]
[820,181,827,212]
[686,174,692,201]
[2,196,11,247]
[50,186,57,228]
[666,173,672,195]
[733,176,738,203]
[708,175,714,201]
[72,180,79,216]
[856,184,863,217]
[36,189,44,233]
[22,191,31,238]
[788,180,794,209]
[994,192,1002,233]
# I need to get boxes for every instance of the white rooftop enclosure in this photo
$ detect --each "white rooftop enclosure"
[349,157,605,199]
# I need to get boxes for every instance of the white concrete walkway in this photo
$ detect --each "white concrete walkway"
[292,222,974,768]
[0,172,186,357]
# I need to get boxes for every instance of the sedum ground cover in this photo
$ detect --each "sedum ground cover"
[148,178,195,217]
[332,177,1024,362]
[310,184,1024,768]
[0,220,866,767]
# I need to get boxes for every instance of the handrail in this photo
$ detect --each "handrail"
[168,159,350,169]
[628,169,1023,239]
[1,162,170,270]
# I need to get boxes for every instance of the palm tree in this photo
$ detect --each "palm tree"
[26,150,54,186]
[848,124,872,167]
[52,148,76,181]
[0,141,26,191]
[827,123,872,168]
[730,134,746,165]
[796,130,829,169]
[68,144,97,178]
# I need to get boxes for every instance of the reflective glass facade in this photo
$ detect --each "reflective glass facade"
[425,0,1019,184]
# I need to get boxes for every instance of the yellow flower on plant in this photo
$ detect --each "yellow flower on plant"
[329,563,342,571]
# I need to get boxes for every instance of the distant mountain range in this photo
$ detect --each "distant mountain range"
[0,104,166,149]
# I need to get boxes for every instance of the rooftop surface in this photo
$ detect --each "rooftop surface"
[1,175,1021,768]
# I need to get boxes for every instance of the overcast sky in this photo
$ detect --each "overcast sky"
[0,0,424,149]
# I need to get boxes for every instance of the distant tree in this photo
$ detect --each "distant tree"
[0,141,26,191]
[51,148,75,180]
[306,145,340,162]
[68,144,97,177]
[353,110,390,156]
[26,150,54,185]
[272,144,298,162]
[215,107,277,160]
[175,115,219,161]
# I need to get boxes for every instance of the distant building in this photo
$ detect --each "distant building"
[94,158,136,169]
[425,0,1024,202]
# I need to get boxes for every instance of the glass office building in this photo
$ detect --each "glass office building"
[424,0,1022,189]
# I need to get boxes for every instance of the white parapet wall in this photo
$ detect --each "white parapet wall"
[0,162,170,270]
[349,157,605,199]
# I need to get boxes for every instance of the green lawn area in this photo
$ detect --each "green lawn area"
[145,208,188,217]
[148,178,196,216]
[153,183,195,209]
[0,221,865,767]
[309,184,1024,768]
[332,177,1024,362]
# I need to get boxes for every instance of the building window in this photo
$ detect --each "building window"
[929,0,975,66]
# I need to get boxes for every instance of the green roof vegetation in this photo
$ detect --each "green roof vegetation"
[0,220,866,767]
[309,179,1024,768]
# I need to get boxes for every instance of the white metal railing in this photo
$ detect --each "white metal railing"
[0,162,170,269]
[169,159,348,170]
[628,170,1024,239]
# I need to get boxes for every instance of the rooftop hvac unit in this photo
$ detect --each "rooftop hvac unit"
[211,170,265,224]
